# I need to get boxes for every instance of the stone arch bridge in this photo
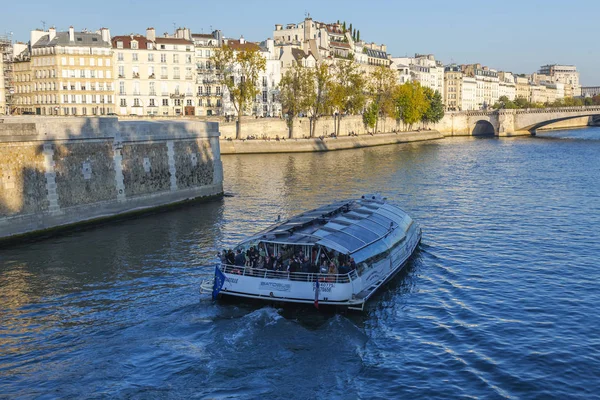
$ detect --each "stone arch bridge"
[437,106,600,136]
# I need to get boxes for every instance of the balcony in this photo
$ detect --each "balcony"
[161,75,168,79]
[148,74,155,79]
[132,72,140,79]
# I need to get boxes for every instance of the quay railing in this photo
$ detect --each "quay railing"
[219,263,359,284]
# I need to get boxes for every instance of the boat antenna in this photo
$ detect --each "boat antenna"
[277,215,281,221]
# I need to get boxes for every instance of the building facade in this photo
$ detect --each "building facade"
[190,30,223,116]
[14,27,115,116]
[538,64,580,97]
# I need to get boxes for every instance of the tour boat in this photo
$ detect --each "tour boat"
[203,194,422,311]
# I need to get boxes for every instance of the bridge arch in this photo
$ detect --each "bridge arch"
[514,107,600,134]
[472,120,496,136]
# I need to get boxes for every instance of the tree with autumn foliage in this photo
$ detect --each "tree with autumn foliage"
[211,44,266,139]
[330,57,366,135]
[279,63,313,138]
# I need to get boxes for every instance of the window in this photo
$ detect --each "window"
[117,41,123,49]
[120,99,126,106]
[186,54,192,64]
[118,66,124,77]
[173,54,179,63]
[148,53,154,62]
[149,82,155,96]
[197,86,203,95]
[118,52,124,61]
[132,53,138,61]
[263,91,267,102]
[131,41,138,49]
[161,66,168,79]
[216,86,221,95]
[119,81,125,95]
[162,98,169,106]
[206,86,211,95]
[186,99,192,106]
[161,54,167,63]
[198,98,203,106]
[149,99,156,106]
[134,98,140,107]
[173,67,180,79]
[174,99,181,106]
[263,76,267,87]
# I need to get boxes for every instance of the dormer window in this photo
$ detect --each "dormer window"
[117,41,123,49]
[147,43,153,50]
[131,41,138,49]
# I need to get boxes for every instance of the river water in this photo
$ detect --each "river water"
[1,128,600,399]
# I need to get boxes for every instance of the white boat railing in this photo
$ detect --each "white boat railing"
[219,263,359,284]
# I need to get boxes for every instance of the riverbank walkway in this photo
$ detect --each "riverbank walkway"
[219,130,444,155]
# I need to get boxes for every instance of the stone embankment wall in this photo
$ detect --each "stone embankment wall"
[219,112,594,141]
[0,117,223,241]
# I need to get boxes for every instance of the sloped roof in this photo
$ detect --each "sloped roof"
[366,48,388,59]
[155,37,193,45]
[111,35,152,49]
[32,31,110,48]
[227,40,260,51]
[241,197,413,258]
[330,41,351,49]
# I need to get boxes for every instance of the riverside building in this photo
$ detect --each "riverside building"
[190,29,223,117]
[13,27,114,116]
[538,64,580,98]
[112,28,194,117]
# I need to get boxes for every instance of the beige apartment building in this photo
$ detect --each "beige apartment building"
[539,64,580,97]
[11,46,32,114]
[13,27,115,116]
[444,65,463,111]
[189,29,224,116]
[515,76,530,101]
[113,28,194,117]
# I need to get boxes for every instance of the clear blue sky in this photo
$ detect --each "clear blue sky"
[3,0,599,84]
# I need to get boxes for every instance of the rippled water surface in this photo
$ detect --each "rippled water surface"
[2,128,600,399]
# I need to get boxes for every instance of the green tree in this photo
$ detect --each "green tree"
[357,30,360,42]
[278,63,313,138]
[330,57,366,135]
[363,102,378,133]
[367,65,398,132]
[306,63,333,137]
[421,87,445,125]
[394,81,428,130]
[211,44,266,139]
[342,21,347,32]
[514,97,530,109]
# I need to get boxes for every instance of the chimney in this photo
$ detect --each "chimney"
[100,27,111,43]
[275,24,282,31]
[239,36,245,44]
[146,27,156,41]
[30,29,45,47]
[69,26,75,42]
[381,44,387,53]
[48,27,56,41]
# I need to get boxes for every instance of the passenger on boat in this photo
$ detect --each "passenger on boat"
[234,249,246,267]
[256,254,265,270]
[349,257,357,271]
[226,249,236,265]
[319,259,328,274]
[301,257,311,273]
[265,254,274,270]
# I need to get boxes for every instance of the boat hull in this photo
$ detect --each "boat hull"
[217,227,422,311]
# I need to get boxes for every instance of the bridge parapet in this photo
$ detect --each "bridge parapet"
[514,106,600,115]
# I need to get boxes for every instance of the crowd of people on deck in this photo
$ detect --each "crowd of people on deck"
[217,245,357,279]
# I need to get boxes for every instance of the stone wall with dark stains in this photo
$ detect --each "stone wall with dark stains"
[0,142,49,217]
[53,141,117,208]
[174,139,215,189]
[0,117,222,241]
[121,142,171,197]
